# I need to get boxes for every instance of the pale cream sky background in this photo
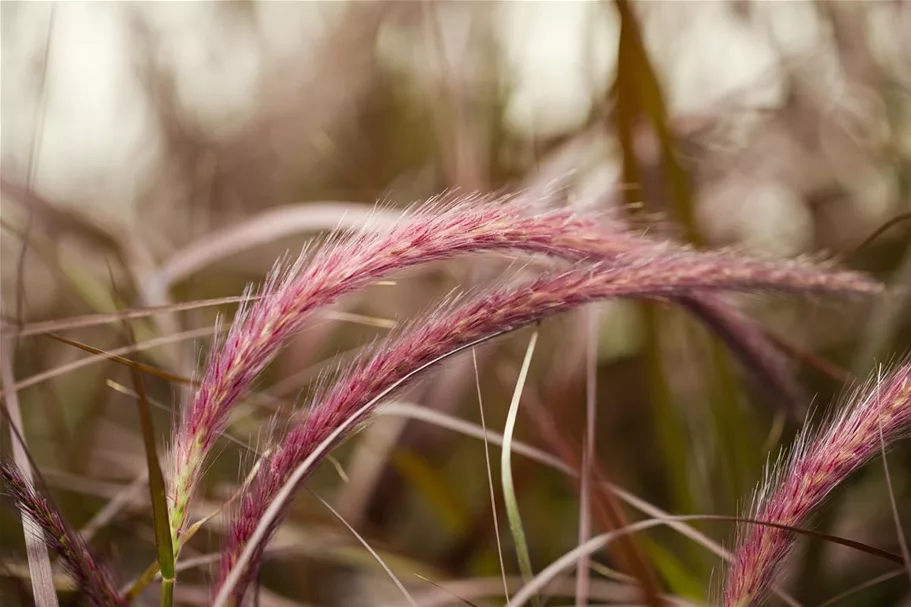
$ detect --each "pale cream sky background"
[2,1,908,298]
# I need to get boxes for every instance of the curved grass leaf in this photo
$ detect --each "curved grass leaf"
[501,330,540,607]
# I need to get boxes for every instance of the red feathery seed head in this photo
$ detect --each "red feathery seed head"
[217,253,882,599]
[0,463,125,607]
[170,195,614,513]
[723,360,911,606]
[171,194,877,518]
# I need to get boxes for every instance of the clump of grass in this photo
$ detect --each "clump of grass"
[723,360,911,606]
[0,463,125,607]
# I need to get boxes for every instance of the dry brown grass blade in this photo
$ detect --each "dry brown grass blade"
[413,574,483,607]
[148,203,401,291]
[849,212,911,257]
[1,295,255,338]
[0,327,212,398]
[41,332,192,385]
[1,329,59,607]
[3,309,393,399]
[817,569,906,607]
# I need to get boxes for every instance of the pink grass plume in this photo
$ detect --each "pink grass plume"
[217,254,881,601]
[0,463,125,607]
[723,359,911,606]
[168,193,878,553]
[167,195,626,543]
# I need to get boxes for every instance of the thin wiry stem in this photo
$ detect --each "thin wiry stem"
[472,349,511,605]
[0,464,125,607]
[313,492,419,607]
[724,360,911,606]
[575,307,599,607]
[878,423,911,584]
[218,254,879,601]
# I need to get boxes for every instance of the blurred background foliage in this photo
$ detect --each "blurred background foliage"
[1,1,910,606]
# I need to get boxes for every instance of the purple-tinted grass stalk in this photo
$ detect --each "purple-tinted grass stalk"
[0,463,125,607]
[724,359,911,606]
[675,296,805,412]
[168,195,850,550]
[217,255,880,602]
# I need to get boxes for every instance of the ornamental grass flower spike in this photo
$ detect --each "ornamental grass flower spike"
[217,255,881,601]
[168,193,878,553]
[0,463,125,607]
[724,359,911,606]
[168,194,611,545]
[167,197,610,533]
